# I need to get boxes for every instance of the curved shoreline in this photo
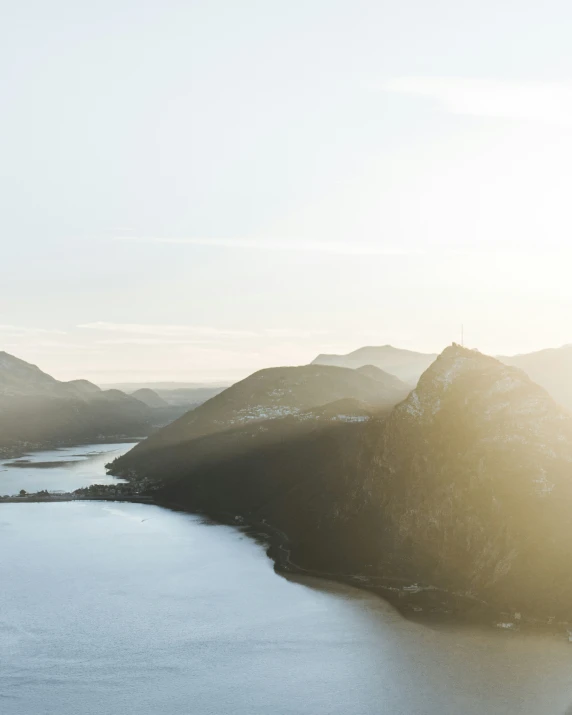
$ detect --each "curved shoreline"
[150,502,572,635]
[3,491,571,636]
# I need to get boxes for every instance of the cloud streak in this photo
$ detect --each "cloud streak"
[380,77,572,125]
[79,322,328,341]
[79,322,258,338]
[113,236,423,256]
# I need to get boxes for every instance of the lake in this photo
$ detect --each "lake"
[1,447,572,714]
[0,442,136,494]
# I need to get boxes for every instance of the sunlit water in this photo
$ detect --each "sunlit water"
[0,442,136,494]
[1,445,572,714]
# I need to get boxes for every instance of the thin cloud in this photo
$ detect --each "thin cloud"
[79,322,329,341]
[79,322,258,338]
[113,236,423,256]
[379,77,572,125]
[95,338,213,346]
[264,328,329,339]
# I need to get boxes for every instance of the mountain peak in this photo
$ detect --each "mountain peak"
[395,342,559,428]
[423,343,492,384]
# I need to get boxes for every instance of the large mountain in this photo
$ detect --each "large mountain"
[0,352,181,456]
[112,345,572,622]
[312,346,438,384]
[353,345,572,617]
[498,345,572,412]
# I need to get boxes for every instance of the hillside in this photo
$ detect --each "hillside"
[113,363,410,466]
[0,352,182,456]
[112,345,572,622]
[312,346,437,384]
[0,351,68,398]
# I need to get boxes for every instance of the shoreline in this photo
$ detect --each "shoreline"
[147,500,572,638]
[0,494,155,504]
[2,484,571,638]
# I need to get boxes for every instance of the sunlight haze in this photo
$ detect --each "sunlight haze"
[2,0,572,381]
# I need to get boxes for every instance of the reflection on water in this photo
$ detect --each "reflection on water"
[0,442,136,494]
[1,501,572,715]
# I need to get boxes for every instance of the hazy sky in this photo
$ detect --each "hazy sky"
[2,1,572,383]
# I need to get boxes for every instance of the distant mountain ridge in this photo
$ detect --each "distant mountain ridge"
[101,382,228,408]
[497,344,572,411]
[0,351,184,457]
[313,342,572,414]
[131,388,169,408]
[312,346,438,384]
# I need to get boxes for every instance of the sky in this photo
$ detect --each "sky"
[2,1,572,383]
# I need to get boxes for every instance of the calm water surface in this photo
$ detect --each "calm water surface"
[0,442,135,494]
[1,504,572,714]
[1,447,572,715]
